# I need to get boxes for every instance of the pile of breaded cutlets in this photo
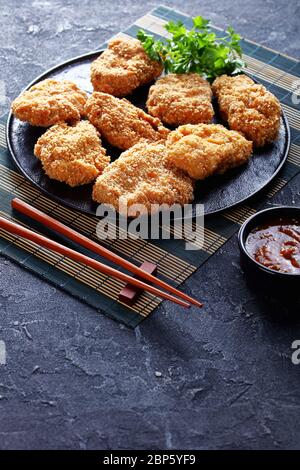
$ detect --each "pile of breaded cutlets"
[11,37,281,215]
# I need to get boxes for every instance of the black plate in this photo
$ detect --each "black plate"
[6,50,290,216]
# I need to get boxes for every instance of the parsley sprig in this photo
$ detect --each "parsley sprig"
[137,16,246,81]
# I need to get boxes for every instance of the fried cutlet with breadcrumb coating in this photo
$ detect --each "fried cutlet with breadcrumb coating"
[11,79,87,127]
[92,142,194,215]
[90,37,163,97]
[34,121,110,187]
[147,73,214,126]
[212,74,281,147]
[166,124,252,180]
[85,92,170,150]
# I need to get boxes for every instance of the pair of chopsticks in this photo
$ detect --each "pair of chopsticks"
[0,198,203,309]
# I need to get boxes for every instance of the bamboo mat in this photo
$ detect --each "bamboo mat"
[0,5,299,327]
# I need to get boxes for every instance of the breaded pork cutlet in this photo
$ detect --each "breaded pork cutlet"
[85,92,170,150]
[166,124,252,180]
[147,73,214,126]
[11,79,87,127]
[212,74,281,147]
[34,121,110,187]
[92,142,194,215]
[90,37,163,97]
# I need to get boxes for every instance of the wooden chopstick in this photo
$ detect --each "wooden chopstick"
[11,198,203,308]
[0,216,191,308]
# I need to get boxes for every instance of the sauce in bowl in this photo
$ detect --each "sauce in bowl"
[245,217,300,274]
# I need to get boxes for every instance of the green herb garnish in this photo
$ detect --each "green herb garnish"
[137,16,246,81]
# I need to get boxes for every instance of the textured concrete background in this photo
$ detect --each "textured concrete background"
[0,0,300,450]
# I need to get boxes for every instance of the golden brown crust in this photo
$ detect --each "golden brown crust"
[166,124,253,180]
[147,73,214,125]
[34,121,110,187]
[11,79,87,127]
[85,92,170,150]
[212,74,281,147]
[91,37,163,97]
[92,142,194,215]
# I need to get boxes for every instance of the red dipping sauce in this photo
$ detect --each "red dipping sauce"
[245,217,300,274]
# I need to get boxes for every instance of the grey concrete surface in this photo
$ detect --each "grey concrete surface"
[0,0,300,450]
